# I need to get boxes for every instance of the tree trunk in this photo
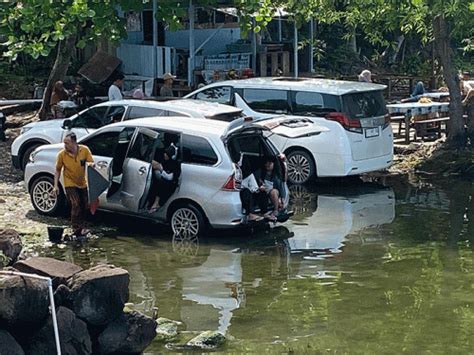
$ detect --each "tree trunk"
[432,15,465,147]
[38,35,77,120]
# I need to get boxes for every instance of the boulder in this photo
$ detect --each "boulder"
[13,257,82,288]
[67,264,129,326]
[155,321,178,342]
[27,306,92,355]
[0,329,24,355]
[186,330,226,350]
[0,229,22,265]
[97,310,157,354]
[0,273,49,326]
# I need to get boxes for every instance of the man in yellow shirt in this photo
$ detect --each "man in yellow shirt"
[53,132,94,236]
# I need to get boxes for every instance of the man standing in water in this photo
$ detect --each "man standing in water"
[53,132,94,236]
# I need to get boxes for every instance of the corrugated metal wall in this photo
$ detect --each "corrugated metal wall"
[116,44,176,78]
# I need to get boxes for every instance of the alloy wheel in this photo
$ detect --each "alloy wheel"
[32,180,57,213]
[288,153,311,184]
[171,207,200,236]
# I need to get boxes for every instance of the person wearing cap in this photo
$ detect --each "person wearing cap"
[148,145,181,213]
[160,73,176,97]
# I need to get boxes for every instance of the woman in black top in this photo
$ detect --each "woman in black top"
[148,145,181,213]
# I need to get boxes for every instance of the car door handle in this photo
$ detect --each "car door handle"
[138,166,147,175]
[96,161,108,168]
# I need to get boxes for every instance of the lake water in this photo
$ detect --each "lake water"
[40,176,474,353]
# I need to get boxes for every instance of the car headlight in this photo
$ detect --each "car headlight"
[29,149,39,164]
[20,127,33,135]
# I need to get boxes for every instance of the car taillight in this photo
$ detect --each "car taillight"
[325,112,362,133]
[222,164,242,191]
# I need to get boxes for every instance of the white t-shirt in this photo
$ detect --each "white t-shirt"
[108,84,123,101]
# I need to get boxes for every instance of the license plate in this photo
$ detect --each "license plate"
[365,127,379,138]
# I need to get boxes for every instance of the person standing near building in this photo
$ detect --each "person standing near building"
[53,132,94,236]
[108,73,125,101]
[160,73,176,97]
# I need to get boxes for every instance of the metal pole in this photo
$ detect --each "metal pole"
[188,0,195,86]
[0,271,61,355]
[309,19,314,73]
[293,21,298,78]
[278,13,282,42]
[252,19,257,72]
[152,0,158,79]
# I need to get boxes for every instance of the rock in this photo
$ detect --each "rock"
[157,317,180,325]
[0,273,49,326]
[28,306,92,355]
[97,310,157,354]
[155,321,178,342]
[13,257,82,288]
[0,329,24,355]
[54,284,71,307]
[67,264,129,326]
[0,229,22,265]
[186,330,226,350]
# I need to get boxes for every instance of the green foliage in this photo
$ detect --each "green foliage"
[0,250,11,268]
[0,1,133,60]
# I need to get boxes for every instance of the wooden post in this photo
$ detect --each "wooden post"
[282,52,290,75]
[260,54,267,77]
[271,53,278,76]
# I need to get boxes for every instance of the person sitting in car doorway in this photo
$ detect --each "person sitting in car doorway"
[148,145,181,213]
[241,157,286,222]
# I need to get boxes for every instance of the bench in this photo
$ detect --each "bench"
[413,116,450,140]
[390,115,406,136]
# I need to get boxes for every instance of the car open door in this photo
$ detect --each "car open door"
[120,127,159,212]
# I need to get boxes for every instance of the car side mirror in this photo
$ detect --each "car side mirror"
[62,119,72,130]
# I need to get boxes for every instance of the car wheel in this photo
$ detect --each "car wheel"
[21,144,41,171]
[30,176,65,216]
[170,203,206,237]
[286,150,315,184]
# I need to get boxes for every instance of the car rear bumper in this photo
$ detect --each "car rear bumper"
[12,154,20,169]
[347,153,393,175]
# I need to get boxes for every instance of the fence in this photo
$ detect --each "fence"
[116,44,176,78]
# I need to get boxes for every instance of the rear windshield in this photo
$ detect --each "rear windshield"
[342,90,386,119]
[291,91,341,116]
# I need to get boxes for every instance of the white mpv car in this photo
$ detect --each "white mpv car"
[24,117,289,236]
[186,77,394,184]
[12,99,243,170]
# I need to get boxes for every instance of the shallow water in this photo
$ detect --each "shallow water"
[40,177,473,353]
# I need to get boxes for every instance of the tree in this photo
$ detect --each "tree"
[0,1,146,119]
[247,0,473,147]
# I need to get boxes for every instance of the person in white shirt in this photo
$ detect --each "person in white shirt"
[108,73,124,101]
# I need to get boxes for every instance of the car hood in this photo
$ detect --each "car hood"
[24,119,65,129]
[35,142,64,153]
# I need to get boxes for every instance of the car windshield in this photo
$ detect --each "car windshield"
[342,90,386,119]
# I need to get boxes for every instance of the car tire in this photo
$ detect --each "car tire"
[30,175,65,216]
[21,144,41,171]
[170,203,206,237]
[286,150,315,185]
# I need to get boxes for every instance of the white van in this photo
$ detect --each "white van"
[186,77,393,184]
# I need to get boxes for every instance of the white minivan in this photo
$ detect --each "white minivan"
[186,77,393,184]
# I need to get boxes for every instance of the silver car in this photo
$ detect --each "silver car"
[25,116,289,236]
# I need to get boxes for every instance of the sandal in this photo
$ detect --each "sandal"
[265,211,278,222]
[248,213,263,222]
[148,207,160,214]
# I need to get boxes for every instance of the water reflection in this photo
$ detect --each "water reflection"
[165,182,397,336]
